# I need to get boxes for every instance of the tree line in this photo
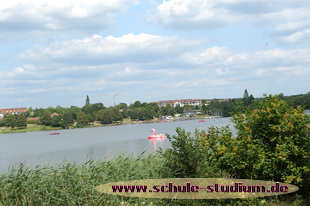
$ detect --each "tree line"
[0,91,309,129]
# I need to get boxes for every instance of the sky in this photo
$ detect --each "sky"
[0,0,309,108]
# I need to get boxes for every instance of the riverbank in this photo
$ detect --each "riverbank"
[0,117,200,135]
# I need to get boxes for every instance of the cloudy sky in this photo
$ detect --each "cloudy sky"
[1,0,309,108]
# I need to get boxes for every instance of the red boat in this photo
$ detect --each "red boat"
[199,119,206,122]
[148,129,166,139]
[50,132,60,135]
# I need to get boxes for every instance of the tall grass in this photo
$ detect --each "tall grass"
[0,154,165,206]
[0,154,307,206]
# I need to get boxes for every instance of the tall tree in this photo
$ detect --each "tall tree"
[85,95,90,107]
[243,89,249,99]
[243,89,250,106]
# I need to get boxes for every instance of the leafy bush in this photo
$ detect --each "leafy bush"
[200,95,310,195]
[160,128,220,178]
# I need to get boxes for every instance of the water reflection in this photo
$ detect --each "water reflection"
[149,138,167,152]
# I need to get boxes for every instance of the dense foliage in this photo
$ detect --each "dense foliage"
[2,113,27,128]
[201,95,309,194]
[226,96,310,188]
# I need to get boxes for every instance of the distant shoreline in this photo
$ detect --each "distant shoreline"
[0,117,203,135]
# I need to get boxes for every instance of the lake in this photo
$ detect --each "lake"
[0,117,234,172]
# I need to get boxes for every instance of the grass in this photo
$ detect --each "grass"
[0,154,307,206]
[0,124,63,134]
[0,154,165,206]
[0,118,161,135]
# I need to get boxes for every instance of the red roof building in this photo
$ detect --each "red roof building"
[0,107,28,117]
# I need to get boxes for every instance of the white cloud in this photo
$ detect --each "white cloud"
[20,33,204,65]
[148,0,235,29]
[12,35,310,84]
[279,29,310,44]
[0,0,134,32]
[148,0,310,44]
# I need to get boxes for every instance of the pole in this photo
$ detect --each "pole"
[113,93,120,106]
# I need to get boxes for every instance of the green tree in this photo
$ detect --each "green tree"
[117,102,128,110]
[161,104,175,116]
[201,100,207,115]
[68,106,81,120]
[128,109,139,120]
[148,103,160,113]
[201,95,310,194]
[135,107,155,120]
[95,109,115,124]
[87,114,95,123]
[40,111,52,126]
[33,108,45,117]
[175,105,184,114]
[85,95,90,107]
[50,115,62,127]
[112,109,123,122]
[91,103,105,113]
[63,111,74,126]
[77,112,89,127]
[249,94,255,105]
[243,89,250,106]
[16,113,27,128]
[3,113,17,128]
[131,101,142,108]
[160,128,209,178]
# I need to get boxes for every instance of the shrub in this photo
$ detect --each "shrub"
[202,95,310,195]
[160,128,219,178]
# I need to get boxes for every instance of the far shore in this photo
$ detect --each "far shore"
[0,116,205,135]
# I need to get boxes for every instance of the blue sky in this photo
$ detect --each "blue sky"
[0,0,309,108]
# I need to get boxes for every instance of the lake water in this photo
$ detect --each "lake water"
[0,118,234,172]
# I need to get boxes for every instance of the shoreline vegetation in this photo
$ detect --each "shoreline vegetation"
[1,91,309,135]
[0,116,202,135]
[0,95,309,205]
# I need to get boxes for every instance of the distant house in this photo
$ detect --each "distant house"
[152,99,205,107]
[183,109,201,117]
[28,117,41,121]
[50,113,60,117]
[0,107,28,117]
[304,109,310,115]
[151,98,230,108]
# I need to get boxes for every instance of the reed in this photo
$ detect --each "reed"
[0,153,164,206]
[0,153,307,205]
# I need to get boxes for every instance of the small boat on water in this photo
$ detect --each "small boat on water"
[148,129,166,140]
[50,132,60,135]
[199,119,206,122]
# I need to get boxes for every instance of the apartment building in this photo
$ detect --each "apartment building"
[0,108,28,117]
